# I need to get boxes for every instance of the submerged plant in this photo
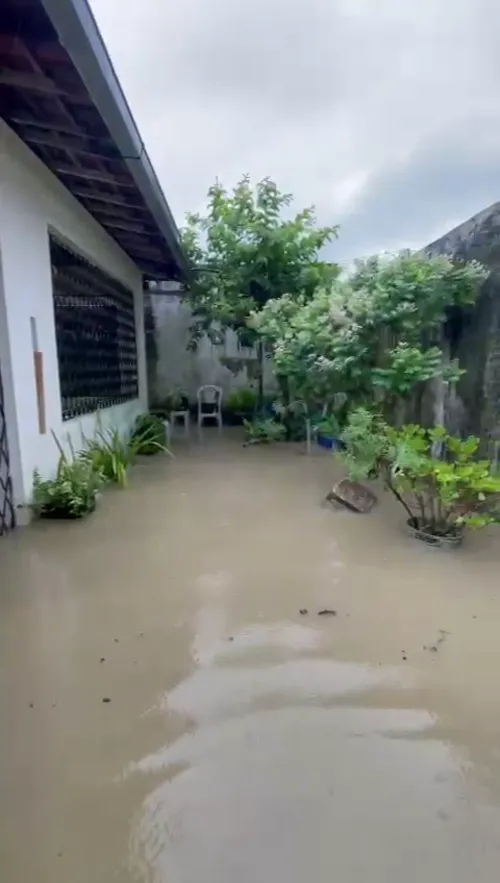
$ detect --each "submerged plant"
[339,407,389,480]
[82,427,135,487]
[340,409,500,538]
[130,413,169,455]
[82,415,169,488]
[387,425,500,535]
[225,387,257,414]
[32,453,104,518]
[243,417,286,444]
[312,413,341,439]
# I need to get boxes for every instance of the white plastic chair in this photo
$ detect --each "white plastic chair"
[197,385,223,430]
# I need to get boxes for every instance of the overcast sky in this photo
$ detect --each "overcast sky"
[90,0,500,264]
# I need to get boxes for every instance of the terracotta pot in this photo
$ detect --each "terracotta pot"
[406,518,463,548]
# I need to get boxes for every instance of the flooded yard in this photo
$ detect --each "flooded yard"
[2,430,500,882]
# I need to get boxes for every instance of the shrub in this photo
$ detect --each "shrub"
[82,427,136,487]
[130,413,169,455]
[243,417,286,444]
[340,407,389,480]
[387,425,500,535]
[225,388,257,413]
[340,408,500,536]
[33,453,104,519]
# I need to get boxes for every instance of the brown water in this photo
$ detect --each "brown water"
[2,430,500,882]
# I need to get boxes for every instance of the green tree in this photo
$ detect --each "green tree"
[182,176,339,403]
[254,251,487,418]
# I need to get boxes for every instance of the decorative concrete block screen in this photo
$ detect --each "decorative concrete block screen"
[0,367,15,535]
[49,236,138,421]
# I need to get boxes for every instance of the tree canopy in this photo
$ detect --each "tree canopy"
[182,175,339,348]
[253,251,488,414]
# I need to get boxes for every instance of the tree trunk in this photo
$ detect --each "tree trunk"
[257,340,264,410]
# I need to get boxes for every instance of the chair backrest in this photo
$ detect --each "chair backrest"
[197,385,223,411]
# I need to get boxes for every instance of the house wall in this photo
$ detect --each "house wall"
[148,293,278,404]
[0,122,147,508]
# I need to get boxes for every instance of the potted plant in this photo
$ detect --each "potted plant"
[224,388,257,425]
[386,425,500,546]
[340,408,500,546]
[32,453,104,519]
[313,413,344,451]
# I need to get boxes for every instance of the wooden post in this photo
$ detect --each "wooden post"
[30,317,46,434]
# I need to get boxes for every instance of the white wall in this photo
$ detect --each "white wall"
[0,122,147,507]
[149,294,278,402]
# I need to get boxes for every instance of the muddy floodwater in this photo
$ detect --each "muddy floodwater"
[2,431,500,882]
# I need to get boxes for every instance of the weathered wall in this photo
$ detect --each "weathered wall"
[147,293,278,404]
[424,202,500,450]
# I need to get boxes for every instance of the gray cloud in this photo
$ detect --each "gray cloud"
[90,0,500,262]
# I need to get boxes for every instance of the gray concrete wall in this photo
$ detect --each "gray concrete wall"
[146,293,278,405]
[424,202,500,452]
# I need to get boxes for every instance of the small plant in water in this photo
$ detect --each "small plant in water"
[225,387,257,414]
[82,415,170,488]
[387,425,500,540]
[33,452,104,519]
[83,427,135,487]
[312,413,341,439]
[243,417,286,444]
[130,413,169,456]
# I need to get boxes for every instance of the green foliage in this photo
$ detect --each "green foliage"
[225,387,257,413]
[372,344,464,397]
[82,428,136,487]
[255,252,487,412]
[32,416,170,520]
[340,407,390,481]
[82,416,168,488]
[130,414,169,456]
[33,453,103,518]
[182,176,339,349]
[313,413,341,439]
[388,425,500,533]
[340,409,500,535]
[243,417,287,444]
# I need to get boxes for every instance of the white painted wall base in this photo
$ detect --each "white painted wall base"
[0,122,148,508]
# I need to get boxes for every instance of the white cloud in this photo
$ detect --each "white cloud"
[90,0,500,259]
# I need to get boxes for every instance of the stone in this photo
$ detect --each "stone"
[328,479,377,513]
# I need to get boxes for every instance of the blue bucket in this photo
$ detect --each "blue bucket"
[317,433,344,452]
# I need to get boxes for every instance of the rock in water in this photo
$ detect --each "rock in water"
[328,479,377,513]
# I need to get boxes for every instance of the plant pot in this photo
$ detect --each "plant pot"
[224,409,253,426]
[317,433,344,452]
[406,518,463,548]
